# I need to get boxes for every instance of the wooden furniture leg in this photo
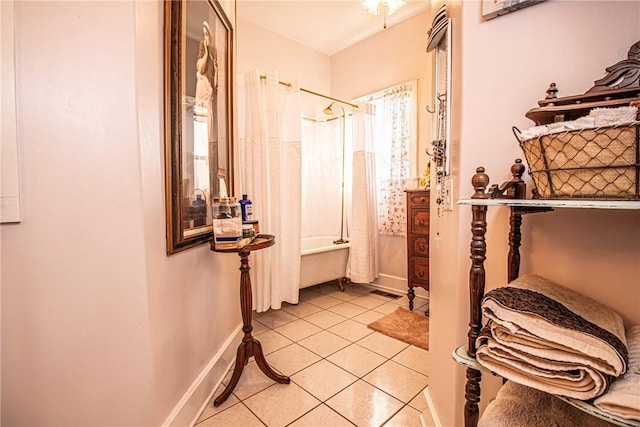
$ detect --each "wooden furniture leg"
[213,249,290,407]
[464,167,489,427]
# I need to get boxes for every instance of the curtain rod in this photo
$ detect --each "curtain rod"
[259,74,359,110]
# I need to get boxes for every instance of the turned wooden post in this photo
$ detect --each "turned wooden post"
[507,160,526,282]
[465,167,489,427]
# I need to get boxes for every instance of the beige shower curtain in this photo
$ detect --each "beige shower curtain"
[239,69,302,312]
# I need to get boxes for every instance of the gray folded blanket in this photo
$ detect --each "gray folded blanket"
[476,274,628,400]
[479,380,616,427]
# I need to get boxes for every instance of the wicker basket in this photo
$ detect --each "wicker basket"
[514,123,640,199]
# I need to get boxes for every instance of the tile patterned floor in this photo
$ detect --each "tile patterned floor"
[194,281,431,427]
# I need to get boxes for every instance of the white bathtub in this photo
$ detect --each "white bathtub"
[300,236,351,290]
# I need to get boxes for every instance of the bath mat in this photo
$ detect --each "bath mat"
[367,307,429,350]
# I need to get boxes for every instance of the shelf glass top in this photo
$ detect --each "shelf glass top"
[457,198,640,210]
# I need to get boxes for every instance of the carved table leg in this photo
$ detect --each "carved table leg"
[214,249,289,407]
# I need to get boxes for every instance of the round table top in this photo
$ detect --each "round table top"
[210,234,275,253]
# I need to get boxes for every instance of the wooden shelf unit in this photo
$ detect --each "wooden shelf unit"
[455,161,640,427]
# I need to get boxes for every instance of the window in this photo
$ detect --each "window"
[355,81,417,236]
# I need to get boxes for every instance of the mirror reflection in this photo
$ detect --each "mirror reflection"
[165,0,233,254]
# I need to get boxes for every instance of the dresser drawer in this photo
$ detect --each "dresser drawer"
[409,257,429,287]
[411,209,430,235]
[409,235,429,257]
[409,192,430,207]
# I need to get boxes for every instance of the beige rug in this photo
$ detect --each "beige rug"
[367,307,429,350]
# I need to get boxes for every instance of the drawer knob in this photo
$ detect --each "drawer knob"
[420,197,427,203]
[418,270,425,278]
[419,219,425,226]
[419,244,426,252]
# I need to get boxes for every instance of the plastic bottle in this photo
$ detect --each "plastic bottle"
[239,194,253,222]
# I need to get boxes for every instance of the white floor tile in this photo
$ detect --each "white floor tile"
[255,310,299,329]
[281,301,324,318]
[195,401,263,426]
[326,344,386,377]
[288,403,353,427]
[363,360,429,403]
[392,346,430,376]
[243,382,321,427]
[325,380,403,427]
[274,318,322,341]
[328,319,374,342]
[265,343,321,376]
[303,310,347,329]
[297,330,351,358]
[291,359,358,401]
[357,332,409,358]
[383,404,423,427]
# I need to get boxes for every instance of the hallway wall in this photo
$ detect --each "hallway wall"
[1,1,241,425]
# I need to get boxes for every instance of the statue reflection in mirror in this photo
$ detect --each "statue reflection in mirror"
[195,20,220,200]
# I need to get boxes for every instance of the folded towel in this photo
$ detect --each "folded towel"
[479,380,616,427]
[590,106,638,127]
[518,106,638,140]
[595,326,640,421]
[476,274,628,400]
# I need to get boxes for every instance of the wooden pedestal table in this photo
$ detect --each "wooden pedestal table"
[210,234,290,407]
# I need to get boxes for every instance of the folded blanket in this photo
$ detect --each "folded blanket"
[479,380,616,427]
[595,326,640,421]
[476,274,628,400]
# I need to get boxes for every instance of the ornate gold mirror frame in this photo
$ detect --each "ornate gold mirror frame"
[164,0,234,254]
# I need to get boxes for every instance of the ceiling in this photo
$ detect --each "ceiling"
[237,0,431,56]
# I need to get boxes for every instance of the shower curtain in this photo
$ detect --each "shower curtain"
[347,103,379,283]
[301,119,343,238]
[238,69,302,312]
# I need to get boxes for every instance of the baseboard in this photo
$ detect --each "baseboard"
[420,386,442,427]
[161,324,243,427]
[372,274,429,303]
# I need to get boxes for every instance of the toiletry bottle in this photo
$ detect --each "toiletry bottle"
[239,194,253,222]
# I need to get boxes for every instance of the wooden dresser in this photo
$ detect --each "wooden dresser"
[405,189,430,311]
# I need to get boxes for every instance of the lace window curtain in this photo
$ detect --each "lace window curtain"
[375,83,415,236]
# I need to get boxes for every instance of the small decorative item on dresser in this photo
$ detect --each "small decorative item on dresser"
[404,189,430,313]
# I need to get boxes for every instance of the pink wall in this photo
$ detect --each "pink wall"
[2,1,242,425]
[236,18,332,119]
[430,1,640,426]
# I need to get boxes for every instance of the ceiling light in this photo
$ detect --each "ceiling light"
[362,0,406,28]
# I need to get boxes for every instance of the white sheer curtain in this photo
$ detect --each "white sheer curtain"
[373,82,416,236]
[346,103,379,283]
[301,119,342,238]
[238,69,302,312]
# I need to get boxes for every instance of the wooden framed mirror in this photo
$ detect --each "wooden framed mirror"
[164,0,234,254]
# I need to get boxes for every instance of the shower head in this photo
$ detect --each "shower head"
[323,102,336,115]
[323,102,347,117]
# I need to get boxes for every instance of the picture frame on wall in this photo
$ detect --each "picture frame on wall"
[482,0,545,20]
[164,0,234,255]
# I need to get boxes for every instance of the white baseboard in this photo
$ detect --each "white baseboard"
[161,324,243,427]
[420,386,442,427]
[372,274,429,302]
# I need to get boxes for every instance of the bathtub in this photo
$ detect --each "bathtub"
[300,236,351,290]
